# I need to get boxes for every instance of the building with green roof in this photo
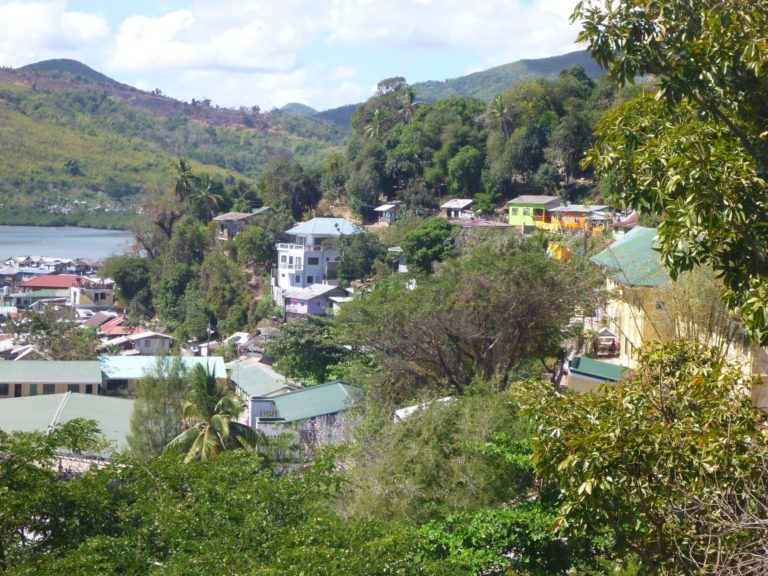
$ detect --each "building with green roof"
[589,227,674,368]
[99,355,226,394]
[226,358,296,397]
[0,360,102,398]
[567,356,630,393]
[0,392,134,453]
[249,381,362,447]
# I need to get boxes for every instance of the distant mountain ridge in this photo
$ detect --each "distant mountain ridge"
[411,50,603,102]
[18,58,127,88]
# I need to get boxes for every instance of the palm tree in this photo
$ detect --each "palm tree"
[364,108,383,139]
[189,172,223,221]
[173,158,195,203]
[164,363,264,463]
[489,95,512,140]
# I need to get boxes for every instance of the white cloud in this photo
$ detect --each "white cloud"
[0,1,108,65]
[330,65,357,81]
[327,0,579,63]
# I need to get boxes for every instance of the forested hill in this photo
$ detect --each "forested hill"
[0,59,349,224]
[412,50,603,102]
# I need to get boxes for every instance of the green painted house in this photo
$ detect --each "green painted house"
[507,195,561,230]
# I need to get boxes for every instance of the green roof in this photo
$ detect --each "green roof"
[590,227,670,287]
[8,289,69,298]
[271,381,362,423]
[570,356,629,383]
[0,360,102,384]
[0,392,134,452]
[99,356,226,380]
[226,359,289,396]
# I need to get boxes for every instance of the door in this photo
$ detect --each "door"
[14,384,22,397]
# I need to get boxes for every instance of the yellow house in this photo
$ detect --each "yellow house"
[591,226,768,406]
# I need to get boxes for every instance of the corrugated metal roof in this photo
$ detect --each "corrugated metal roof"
[98,356,226,380]
[440,199,473,210]
[374,204,397,212]
[570,356,629,383]
[0,393,134,451]
[590,226,670,287]
[506,195,561,206]
[270,381,361,423]
[0,361,102,384]
[227,359,290,397]
[212,212,254,222]
[283,284,345,301]
[550,204,610,213]
[286,218,361,237]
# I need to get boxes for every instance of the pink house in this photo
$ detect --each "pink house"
[283,284,349,318]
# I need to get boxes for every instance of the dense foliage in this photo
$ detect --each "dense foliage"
[577,0,768,343]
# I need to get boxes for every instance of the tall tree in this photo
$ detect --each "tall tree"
[128,356,186,457]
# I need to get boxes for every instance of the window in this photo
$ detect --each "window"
[94,292,103,301]
[523,208,531,215]
[307,257,319,265]
[143,339,151,349]
[67,384,79,393]
[29,384,37,396]
[0,384,7,396]
[295,275,301,283]
[306,276,314,284]
[574,216,580,224]
[510,208,519,215]
[85,385,93,394]
[280,255,287,263]
[43,384,55,395]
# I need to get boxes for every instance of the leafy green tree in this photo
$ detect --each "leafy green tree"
[526,340,767,573]
[447,145,484,195]
[335,238,601,401]
[188,171,224,222]
[266,318,349,383]
[575,0,768,342]
[0,421,104,569]
[165,364,263,462]
[128,356,186,457]
[336,231,387,285]
[259,157,321,220]
[10,308,99,360]
[401,218,458,274]
[232,222,275,272]
[101,254,152,312]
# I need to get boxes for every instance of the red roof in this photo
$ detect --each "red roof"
[18,274,110,290]
[99,316,147,337]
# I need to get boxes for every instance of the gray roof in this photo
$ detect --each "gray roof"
[506,195,561,207]
[440,199,473,210]
[213,212,256,222]
[99,355,227,380]
[550,204,611,213]
[283,284,346,301]
[0,392,134,452]
[0,360,102,384]
[286,218,361,237]
[227,358,291,397]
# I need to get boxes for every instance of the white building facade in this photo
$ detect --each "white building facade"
[271,218,360,306]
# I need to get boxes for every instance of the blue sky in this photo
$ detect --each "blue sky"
[0,0,581,110]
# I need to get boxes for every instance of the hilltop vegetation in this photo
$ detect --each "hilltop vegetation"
[0,61,348,225]
[412,50,603,102]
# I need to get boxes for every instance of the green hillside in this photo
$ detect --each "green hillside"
[412,50,603,101]
[0,63,350,226]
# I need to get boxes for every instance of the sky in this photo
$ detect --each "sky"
[0,0,583,111]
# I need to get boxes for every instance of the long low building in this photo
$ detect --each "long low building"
[0,356,227,398]
[0,360,103,398]
[0,392,134,452]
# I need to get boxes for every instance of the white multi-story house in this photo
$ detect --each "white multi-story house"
[271,217,361,305]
